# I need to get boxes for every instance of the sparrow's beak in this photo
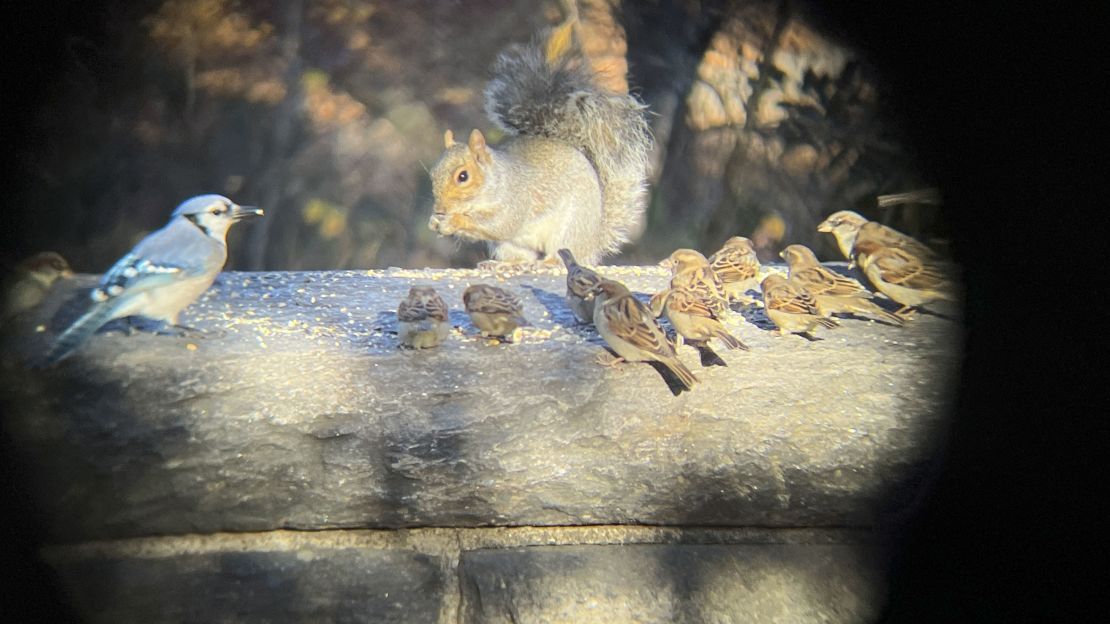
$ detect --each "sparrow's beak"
[816,222,833,233]
[778,250,787,260]
[60,268,75,279]
[658,258,674,270]
[232,205,264,221]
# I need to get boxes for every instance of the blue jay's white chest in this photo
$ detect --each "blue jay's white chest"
[108,272,222,324]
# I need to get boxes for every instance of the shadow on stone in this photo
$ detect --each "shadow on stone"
[458,542,884,623]
[52,548,446,623]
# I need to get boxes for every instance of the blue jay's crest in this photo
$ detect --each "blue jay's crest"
[172,194,234,217]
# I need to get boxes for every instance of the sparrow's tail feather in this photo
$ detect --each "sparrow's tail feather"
[666,358,700,391]
[816,317,839,329]
[695,344,727,368]
[859,300,906,326]
[44,302,117,365]
[712,327,749,351]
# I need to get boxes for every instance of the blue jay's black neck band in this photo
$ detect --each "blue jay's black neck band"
[183,214,213,237]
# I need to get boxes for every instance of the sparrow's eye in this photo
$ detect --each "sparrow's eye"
[456,170,469,184]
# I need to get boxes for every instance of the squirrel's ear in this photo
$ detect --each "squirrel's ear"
[468,129,491,163]
[444,129,455,148]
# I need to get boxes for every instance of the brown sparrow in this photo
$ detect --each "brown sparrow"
[656,286,748,367]
[657,286,747,349]
[557,248,603,324]
[397,286,450,348]
[779,244,904,326]
[592,279,699,393]
[817,210,937,266]
[708,236,762,306]
[2,251,74,321]
[662,248,729,316]
[760,273,839,336]
[852,239,956,316]
[462,284,528,340]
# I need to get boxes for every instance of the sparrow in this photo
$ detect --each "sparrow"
[2,251,74,321]
[708,236,762,306]
[397,286,450,348]
[662,248,729,316]
[462,284,528,340]
[592,279,699,394]
[816,210,937,267]
[779,244,904,326]
[557,248,603,324]
[656,286,748,367]
[852,239,956,316]
[760,273,839,336]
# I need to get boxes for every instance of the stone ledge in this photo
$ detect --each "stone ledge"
[459,544,882,624]
[41,527,879,624]
[1,266,961,541]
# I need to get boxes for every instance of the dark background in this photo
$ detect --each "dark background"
[1,1,1086,622]
[1,0,946,274]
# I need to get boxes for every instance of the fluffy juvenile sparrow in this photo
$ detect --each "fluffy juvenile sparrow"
[707,236,762,306]
[557,248,603,324]
[760,273,839,336]
[462,284,528,340]
[656,286,748,367]
[2,252,74,321]
[397,286,450,348]
[817,210,936,266]
[779,244,904,326]
[662,248,729,316]
[852,239,956,316]
[592,279,699,393]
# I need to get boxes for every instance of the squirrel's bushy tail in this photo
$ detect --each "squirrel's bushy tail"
[484,29,652,257]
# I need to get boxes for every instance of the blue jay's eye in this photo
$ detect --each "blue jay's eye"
[456,170,469,184]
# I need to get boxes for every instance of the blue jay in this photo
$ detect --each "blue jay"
[45,195,263,364]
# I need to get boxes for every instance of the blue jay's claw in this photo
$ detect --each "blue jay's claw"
[155,323,200,337]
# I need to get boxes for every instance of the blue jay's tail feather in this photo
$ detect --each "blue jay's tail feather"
[44,302,117,365]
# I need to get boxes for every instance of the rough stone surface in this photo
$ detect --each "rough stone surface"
[459,543,883,624]
[41,527,879,624]
[50,546,446,624]
[0,265,961,541]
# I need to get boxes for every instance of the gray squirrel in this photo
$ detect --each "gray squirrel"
[428,21,652,266]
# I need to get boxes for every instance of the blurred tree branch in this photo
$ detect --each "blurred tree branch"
[247,0,304,270]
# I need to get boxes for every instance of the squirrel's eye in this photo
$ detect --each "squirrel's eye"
[456,170,469,184]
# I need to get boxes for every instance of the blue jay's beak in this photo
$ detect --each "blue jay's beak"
[232,205,264,221]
